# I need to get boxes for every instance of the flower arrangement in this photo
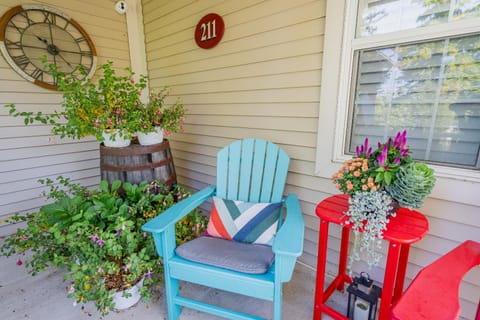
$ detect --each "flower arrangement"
[0,177,208,315]
[133,86,186,136]
[332,131,436,269]
[5,60,145,142]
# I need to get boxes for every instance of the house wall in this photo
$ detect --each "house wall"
[142,0,479,319]
[0,0,131,235]
[0,0,478,318]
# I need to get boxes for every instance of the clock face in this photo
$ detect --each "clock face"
[0,4,97,90]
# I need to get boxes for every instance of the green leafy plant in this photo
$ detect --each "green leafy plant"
[5,60,146,142]
[332,131,435,270]
[0,177,207,315]
[133,86,186,136]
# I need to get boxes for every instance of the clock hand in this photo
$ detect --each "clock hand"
[35,35,49,46]
[21,44,50,50]
[57,52,75,70]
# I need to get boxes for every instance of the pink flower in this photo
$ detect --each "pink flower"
[106,119,112,126]
[377,145,388,167]
[16,258,23,266]
[96,239,105,246]
[90,234,99,242]
[180,117,186,122]
[164,130,171,136]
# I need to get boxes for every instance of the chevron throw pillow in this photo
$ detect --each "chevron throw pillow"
[206,196,282,245]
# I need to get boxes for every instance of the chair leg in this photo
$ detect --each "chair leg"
[164,274,181,320]
[273,282,283,320]
[162,228,181,320]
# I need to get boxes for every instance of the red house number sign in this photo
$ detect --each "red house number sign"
[195,13,224,49]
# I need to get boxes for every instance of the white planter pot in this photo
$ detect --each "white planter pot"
[102,130,131,148]
[112,278,144,310]
[137,127,163,146]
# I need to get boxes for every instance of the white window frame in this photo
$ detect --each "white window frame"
[315,0,480,206]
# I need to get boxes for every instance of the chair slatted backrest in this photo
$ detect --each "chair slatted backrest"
[216,139,290,203]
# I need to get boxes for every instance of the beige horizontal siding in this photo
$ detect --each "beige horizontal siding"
[143,0,479,319]
[143,0,326,271]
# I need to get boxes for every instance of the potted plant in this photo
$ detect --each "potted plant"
[0,177,208,315]
[5,60,146,147]
[133,87,186,146]
[331,130,436,270]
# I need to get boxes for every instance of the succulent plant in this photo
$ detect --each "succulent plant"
[385,162,436,209]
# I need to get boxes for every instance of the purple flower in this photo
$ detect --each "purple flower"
[145,270,152,279]
[377,145,389,167]
[394,157,401,165]
[90,234,99,243]
[96,239,105,246]
[114,230,120,236]
[355,138,372,157]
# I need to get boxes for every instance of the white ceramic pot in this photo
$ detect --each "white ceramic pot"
[112,278,144,310]
[102,130,131,148]
[137,127,163,146]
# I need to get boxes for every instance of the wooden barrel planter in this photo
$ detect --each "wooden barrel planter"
[100,140,177,187]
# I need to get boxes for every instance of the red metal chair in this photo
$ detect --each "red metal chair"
[391,240,480,320]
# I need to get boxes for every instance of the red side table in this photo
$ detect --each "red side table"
[313,194,429,320]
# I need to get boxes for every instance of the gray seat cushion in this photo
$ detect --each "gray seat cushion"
[175,236,275,274]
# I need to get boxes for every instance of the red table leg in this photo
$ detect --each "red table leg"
[379,241,401,320]
[393,244,410,304]
[313,219,330,320]
[337,226,350,291]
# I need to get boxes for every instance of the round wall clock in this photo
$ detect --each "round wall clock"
[0,4,97,90]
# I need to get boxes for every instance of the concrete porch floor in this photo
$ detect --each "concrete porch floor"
[0,253,349,320]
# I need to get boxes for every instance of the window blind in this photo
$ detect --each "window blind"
[348,34,480,168]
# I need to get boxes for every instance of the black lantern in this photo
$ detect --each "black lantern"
[346,272,382,320]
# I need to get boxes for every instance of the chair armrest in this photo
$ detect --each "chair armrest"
[272,194,304,282]
[273,193,304,257]
[142,185,216,234]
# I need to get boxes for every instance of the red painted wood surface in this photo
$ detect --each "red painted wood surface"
[391,240,480,320]
[313,194,429,320]
[316,194,429,243]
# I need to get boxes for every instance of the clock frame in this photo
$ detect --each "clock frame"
[0,4,97,90]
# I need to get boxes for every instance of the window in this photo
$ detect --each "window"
[347,0,480,170]
[316,0,480,185]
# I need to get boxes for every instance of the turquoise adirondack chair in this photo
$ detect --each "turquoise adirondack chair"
[142,138,304,320]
